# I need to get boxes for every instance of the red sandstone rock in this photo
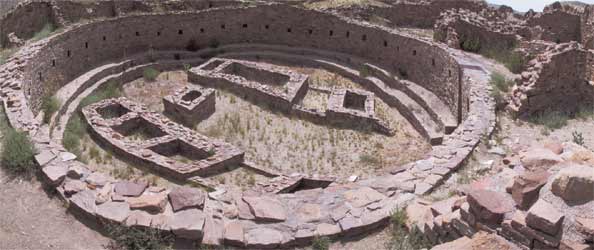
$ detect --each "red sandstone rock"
[551,164,594,205]
[168,187,206,212]
[467,189,514,225]
[114,181,147,197]
[224,221,245,246]
[511,170,550,210]
[526,199,564,236]
[243,196,287,222]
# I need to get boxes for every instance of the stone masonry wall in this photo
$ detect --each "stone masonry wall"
[510,43,594,117]
[361,0,486,29]
[0,0,240,48]
[20,4,464,120]
[0,1,54,47]
[582,5,594,49]
[527,10,581,44]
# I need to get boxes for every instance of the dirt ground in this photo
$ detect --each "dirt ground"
[122,70,430,185]
[0,170,109,250]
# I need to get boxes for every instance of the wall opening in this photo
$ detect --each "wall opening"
[85,42,89,48]
[242,24,248,28]
[346,31,350,38]
[67,50,71,57]
[362,35,367,41]
[103,36,106,41]
[384,40,388,47]
[308,29,313,35]
[112,117,167,140]
[287,28,292,33]
[38,72,42,81]
[148,139,211,162]
[182,90,203,102]
[413,50,417,56]
[51,59,56,67]
[97,103,131,120]
[343,91,366,111]
[221,24,226,29]
[178,29,183,35]
[157,31,161,36]
[174,54,181,60]
[432,58,436,67]
[200,28,205,33]
[265,25,269,29]
[329,30,334,36]
[135,31,140,36]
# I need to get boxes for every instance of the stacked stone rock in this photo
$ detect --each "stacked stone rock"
[0,1,498,248]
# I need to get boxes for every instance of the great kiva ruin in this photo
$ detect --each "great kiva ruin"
[0,0,592,249]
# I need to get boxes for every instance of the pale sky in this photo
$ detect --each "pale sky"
[487,0,594,12]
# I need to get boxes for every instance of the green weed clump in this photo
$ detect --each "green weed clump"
[1,129,36,174]
[41,95,60,124]
[142,67,160,82]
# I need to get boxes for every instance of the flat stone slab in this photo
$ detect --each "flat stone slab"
[114,181,147,197]
[128,193,168,214]
[96,201,130,223]
[168,187,206,212]
[245,227,284,249]
[343,187,386,208]
[243,196,287,222]
[167,208,205,240]
[224,221,245,246]
[69,190,97,216]
[42,163,68,186]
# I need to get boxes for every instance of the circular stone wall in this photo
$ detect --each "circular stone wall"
[0,2,495,248]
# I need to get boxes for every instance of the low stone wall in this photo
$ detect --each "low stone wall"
[527,7,582,44]
[82,98,244,180]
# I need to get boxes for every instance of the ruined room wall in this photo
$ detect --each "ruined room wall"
[515,47,594,116]
[582,5,594,49]
[21,4,464,119]
[0,1,54,47]
[527,11,581,43]
[368,0,486,28]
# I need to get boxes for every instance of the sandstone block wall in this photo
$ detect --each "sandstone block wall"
[511,43,594,116]
[527,11,581,44]
[19,4,464,120]
[0,0,241,47]
[0,1,54,47]
[364,0,486,28]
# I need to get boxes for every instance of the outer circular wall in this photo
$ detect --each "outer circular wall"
[24,4,465,121]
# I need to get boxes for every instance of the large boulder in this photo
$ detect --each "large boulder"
[520,148,563,171]
[526,199,564,235]
[511,170,550,210]
[551,164,594,205]
[467,190,515,225]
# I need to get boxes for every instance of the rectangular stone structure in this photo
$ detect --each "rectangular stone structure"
[327,88,391,135]
[189,58,309,112]
[163,86,215,127]
[82,97,244,180]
